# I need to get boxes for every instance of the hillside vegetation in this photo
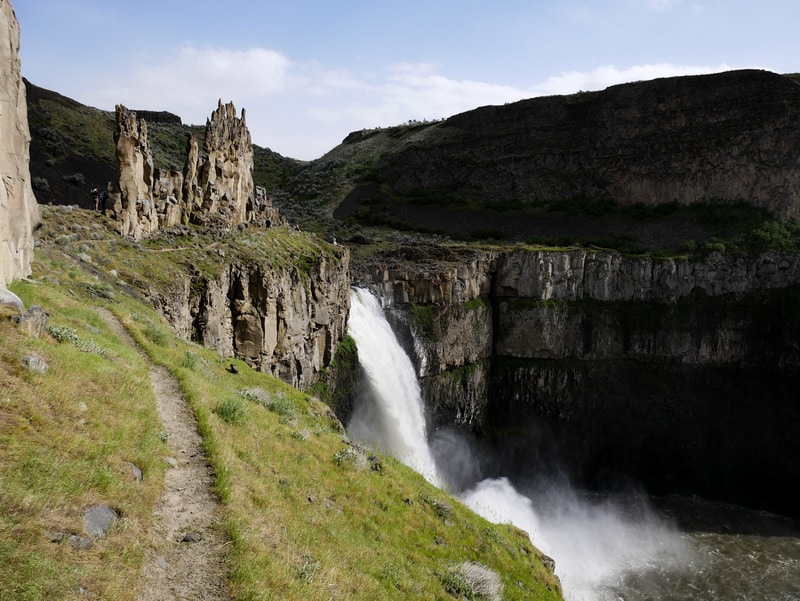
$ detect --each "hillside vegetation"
[24,80,303,212]
[25,74,800,257]
[1,206,562,600]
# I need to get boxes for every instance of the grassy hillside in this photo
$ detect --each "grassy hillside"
[1,206,563,600]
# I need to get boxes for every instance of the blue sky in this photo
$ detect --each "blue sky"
[13,1,800,160]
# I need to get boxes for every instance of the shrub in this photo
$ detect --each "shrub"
[32,177,50,192]
[213,397,248,424]
[143,323,169,346]
[440,561,503,601]
[46,324,107,356]
[744,220,800,252]
[62,173,85,186]
[240,388,297,416]
[179,351,202,371]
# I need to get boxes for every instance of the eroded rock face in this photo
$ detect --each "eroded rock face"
[184,101,255,228]
[0,0,40,286]
[352,247,800,515]
[112,106,157,239]
[153,247,351,389]
[112,101,273,239]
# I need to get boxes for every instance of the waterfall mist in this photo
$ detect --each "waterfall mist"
[346,287,692,601]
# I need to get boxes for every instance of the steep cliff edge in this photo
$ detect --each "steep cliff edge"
[324,70,800,248]
[0,0,39,286]
[153,247,350,389]
[353,246,800,516]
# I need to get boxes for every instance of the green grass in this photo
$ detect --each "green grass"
[3,277,163,600]
[1,206,563,600]
[118,292,562,601]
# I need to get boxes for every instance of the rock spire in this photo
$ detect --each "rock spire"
[111,100,275,239]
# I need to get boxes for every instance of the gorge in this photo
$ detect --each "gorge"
[4,3,800,591]
[347,285,800,601]
[352,245,800,518]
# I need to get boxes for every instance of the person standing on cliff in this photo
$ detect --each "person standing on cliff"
[90,187,99,210]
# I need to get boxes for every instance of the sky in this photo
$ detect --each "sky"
[13,1,800,160]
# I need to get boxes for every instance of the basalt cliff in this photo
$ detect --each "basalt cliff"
[352,245,800,516]
[326,69,800,247]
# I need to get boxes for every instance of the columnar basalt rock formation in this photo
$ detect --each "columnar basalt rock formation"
[352,246,800,516]
[150,249,351,389]
[111,101,275,239]
[0,0,40,286]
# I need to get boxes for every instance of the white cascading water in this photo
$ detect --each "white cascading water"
[346,288,441,486]
[346,287,692,601]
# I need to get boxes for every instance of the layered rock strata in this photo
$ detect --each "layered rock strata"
[353,247,800,516]
[152,248,351,389]
[370,70,800,219]
[0,0,40,286]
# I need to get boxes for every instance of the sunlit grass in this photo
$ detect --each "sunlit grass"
[2,205,563,600]
[3,277,163,600]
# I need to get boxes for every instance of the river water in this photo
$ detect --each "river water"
[347,288,800,601]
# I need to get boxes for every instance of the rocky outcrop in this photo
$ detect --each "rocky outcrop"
[182,101,256,229]
[0,0,40,286]
[112,105,157,239]
[353,247,800,516]
[153,247,351,389]
[111,101,277,239]
[494,249,800,302]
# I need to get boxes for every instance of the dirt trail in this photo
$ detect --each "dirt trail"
[98,309,229,601]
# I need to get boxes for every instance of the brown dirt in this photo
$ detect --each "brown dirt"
[97,309,230,601]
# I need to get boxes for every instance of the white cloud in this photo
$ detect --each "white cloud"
[81,45,741,160]
[93,46,292,125]
[531,63,733,96]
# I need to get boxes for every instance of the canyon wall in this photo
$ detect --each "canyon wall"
[353,247,800,516]
[373,70,800,219]
[152,247,351,389]
[0,0,39,286]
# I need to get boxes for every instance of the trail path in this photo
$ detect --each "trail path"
[98,309,230,601]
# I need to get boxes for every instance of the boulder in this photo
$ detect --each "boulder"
[15,304,49,337]
[20,354,48,373]
[83,504,118,538]
[0,287,24,314]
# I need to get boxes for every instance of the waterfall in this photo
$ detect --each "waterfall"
[346,288,441,486]
[346,287,691,601]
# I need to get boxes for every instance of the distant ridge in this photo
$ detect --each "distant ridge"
[129,110,182,125]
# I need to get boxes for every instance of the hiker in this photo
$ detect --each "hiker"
[99,190,108,211]
[90,187,99,210]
